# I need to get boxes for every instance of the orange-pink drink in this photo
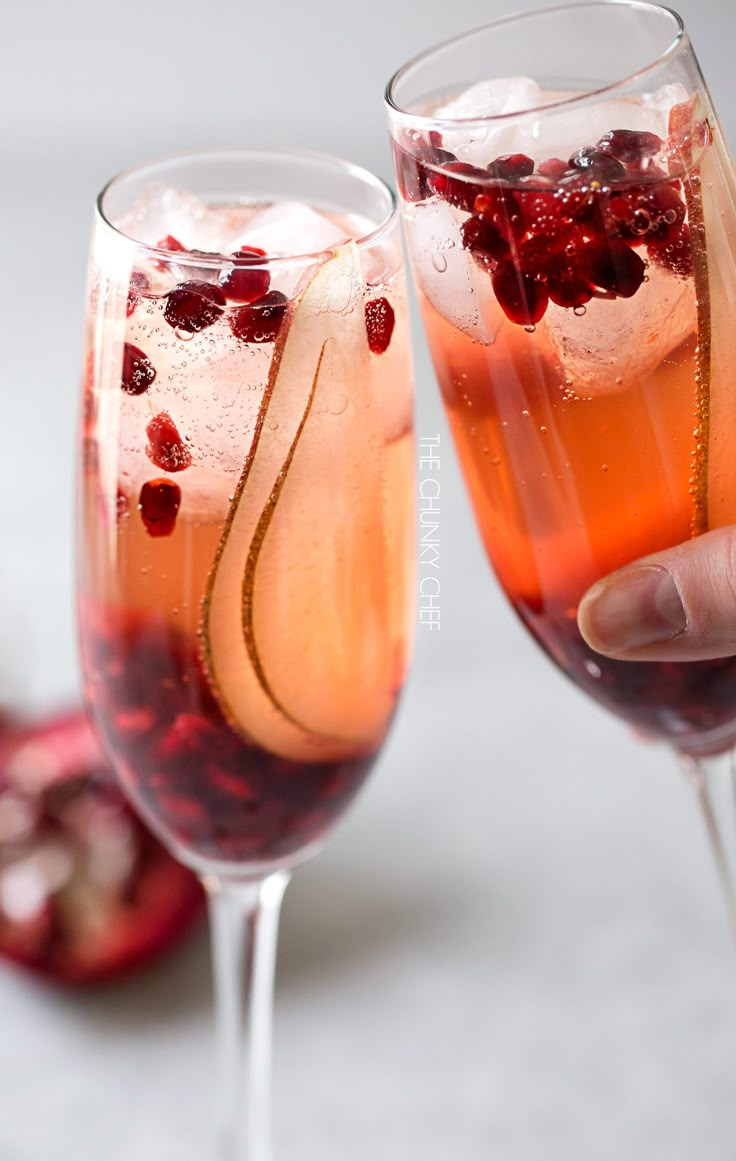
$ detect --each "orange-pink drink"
[393,95,736,755]
[79,189,414,866]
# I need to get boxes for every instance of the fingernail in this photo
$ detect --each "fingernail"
[579,565,687,653]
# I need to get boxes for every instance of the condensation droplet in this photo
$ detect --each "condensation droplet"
[601,463,609,472]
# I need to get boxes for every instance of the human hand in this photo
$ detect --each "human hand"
[578,526,736,662]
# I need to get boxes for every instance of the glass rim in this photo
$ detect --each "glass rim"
[385,0,685,131]
[96,145,399,269]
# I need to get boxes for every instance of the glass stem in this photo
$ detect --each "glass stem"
[680,749,736,932]
[204,869,291,1161]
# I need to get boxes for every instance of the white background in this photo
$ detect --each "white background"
[2,1,736,1157]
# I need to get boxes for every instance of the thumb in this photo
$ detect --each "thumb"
[578,525,736,662]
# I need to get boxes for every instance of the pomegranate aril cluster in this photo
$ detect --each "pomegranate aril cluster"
[86,619,373,863]
[114,231,396,544]
[400,125,693,326]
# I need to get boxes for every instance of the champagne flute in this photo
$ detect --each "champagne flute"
[77,148,415,1160]
[387,2,736,919]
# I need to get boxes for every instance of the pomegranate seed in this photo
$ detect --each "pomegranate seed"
[547,273,593,309]
[157,235,185,254]
[126,270,151,317]
[427,161,488,212]
[538,157,569,180]
[208,767,258,800]
[556,173,599,222]
[643,182,687,241]
[121,343,156,395]
[487,154,534,181]
[569,147,626,183]
[146,413,192,473]
[597,129,662,163]
[158,714,218,762]
[461,215,510,268]
[153,235,186,272]
[218,248,270,304]
[519,223,586,279]
[115,708,156,736]
[585,238,646,297]
[474,185,524,242]
[364,297,396,355]
[515,181,562,233]
[139,479,182,538]
[604,182,686,244]
[492,263,548,326]
[392,140,456,203]
[164,281,226,333]
[229,290,288,344]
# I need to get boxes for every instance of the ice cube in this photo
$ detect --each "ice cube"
[229,201,351,298]
[435,76,544,121]
[231,201,349,258]
[116,184,236,253]
[431,79,689,169]
[434,77,543,167]
[544,263,696,395]
[405,197,503,345]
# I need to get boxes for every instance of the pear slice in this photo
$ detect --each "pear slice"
[202,244,395,763]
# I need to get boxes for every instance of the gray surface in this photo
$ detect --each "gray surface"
[2,0,736,1157]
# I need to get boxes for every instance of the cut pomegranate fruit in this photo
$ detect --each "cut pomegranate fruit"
[229,290,288,344]
[364,297,396,355]
[121,343,156,396]
[0,712,202,985]
[146,413,192,473]
[164,281,226,333]
[218,247,270,304]
[139,478,182,538]
[492,263,549,326]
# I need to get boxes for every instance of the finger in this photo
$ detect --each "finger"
[577,525,736,661]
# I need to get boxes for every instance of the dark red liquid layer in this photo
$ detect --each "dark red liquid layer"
[82,615,377,865]
[519,600,736,752]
